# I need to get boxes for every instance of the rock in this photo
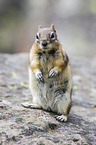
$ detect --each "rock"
[0,53,96,144]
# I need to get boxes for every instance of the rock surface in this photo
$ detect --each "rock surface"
[0,53,96,145]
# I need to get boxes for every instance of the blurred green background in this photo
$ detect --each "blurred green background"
[0,0,96,57]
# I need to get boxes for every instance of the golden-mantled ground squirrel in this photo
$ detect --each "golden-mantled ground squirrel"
[22,24,72,122]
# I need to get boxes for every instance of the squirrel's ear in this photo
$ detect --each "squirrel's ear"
[38,25,42,31]
[50,24,55,30]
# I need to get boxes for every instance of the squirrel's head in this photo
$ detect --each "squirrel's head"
[35,24,58,50]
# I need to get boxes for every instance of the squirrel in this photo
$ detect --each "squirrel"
[22,24,72,122]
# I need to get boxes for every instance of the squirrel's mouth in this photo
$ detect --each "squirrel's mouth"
[41,40,49,49]
[38,40,51,49]
[39,43,52,50]
[42,40,48,47]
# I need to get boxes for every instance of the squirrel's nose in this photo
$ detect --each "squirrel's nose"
[42,40,47,47]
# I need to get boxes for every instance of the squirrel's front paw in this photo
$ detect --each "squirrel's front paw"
[35,72,44,82]
[48,69,58,78]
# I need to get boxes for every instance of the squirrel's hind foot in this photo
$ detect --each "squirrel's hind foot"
[21,102,41,109]
[55,115,67,122]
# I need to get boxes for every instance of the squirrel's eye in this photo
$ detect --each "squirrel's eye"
[50,32,55,39]
[36,33,39,39]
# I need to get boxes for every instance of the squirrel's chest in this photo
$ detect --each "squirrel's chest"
[38,51,55,72]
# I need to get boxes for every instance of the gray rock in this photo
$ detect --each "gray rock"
[0,53,96,144]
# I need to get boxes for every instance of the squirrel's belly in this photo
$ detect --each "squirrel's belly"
[29,67,69,110]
